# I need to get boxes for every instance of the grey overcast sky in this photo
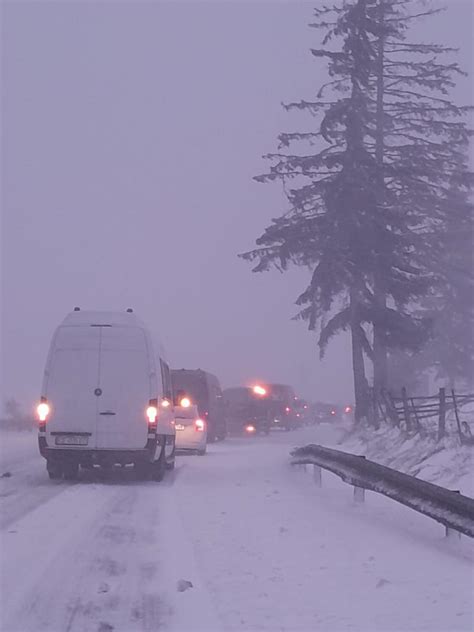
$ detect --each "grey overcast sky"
[1,0,472,412]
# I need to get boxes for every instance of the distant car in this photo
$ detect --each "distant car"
[223,386,271,436]
[264,383,299,431]
[313,402,341,423]
[174,402,207,455]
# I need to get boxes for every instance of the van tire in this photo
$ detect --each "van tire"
[150,445,166,482]
[197,447,206,456]
[63,462,79,480]
[166,440,176,470]
[47,461,62,480]
[134,462,149,480]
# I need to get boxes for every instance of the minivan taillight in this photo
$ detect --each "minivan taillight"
[146,405,158,424]
[37,401,50,422]
[195,419,205,432]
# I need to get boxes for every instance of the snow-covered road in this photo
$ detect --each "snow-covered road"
[1,426,472,632]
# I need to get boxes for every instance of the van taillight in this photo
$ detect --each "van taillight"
[37,401,50,422]
[146,405,158,424]
[195,419,205,432]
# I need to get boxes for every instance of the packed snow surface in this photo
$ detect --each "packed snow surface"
[1,425,472,631]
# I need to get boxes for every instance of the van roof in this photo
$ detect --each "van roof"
[58,310,169,361]
[61,310,147,328]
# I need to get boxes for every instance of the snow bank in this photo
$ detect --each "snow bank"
[335,423,473,496]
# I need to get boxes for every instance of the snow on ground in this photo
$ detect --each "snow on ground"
[1,425,473,632]
[175,426,473,632]
[0,429,37,471]
[335,422,474,496]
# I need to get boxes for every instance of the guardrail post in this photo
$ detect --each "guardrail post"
[313,464,322,487]
[445,526,461,539]
[353,486,365,503]
[445,490,462,539]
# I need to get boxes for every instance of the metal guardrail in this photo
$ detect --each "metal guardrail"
[291,444,474,538]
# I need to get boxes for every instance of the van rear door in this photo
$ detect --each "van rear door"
[45,326,100,448]
[96,326,151,450]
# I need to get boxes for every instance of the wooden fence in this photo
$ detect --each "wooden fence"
[376,387,474,444]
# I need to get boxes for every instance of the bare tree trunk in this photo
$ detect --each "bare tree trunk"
[373,0,388,398]
[350,290,369,423]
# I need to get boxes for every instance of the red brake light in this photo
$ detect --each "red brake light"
[344,406,352,414]
[195,419,205,432]
[245,424,256,433]
[37,401,50,422]
[180,397,191,408]
[285,406,291,413]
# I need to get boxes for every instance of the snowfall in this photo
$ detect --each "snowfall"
[0,423,473,632]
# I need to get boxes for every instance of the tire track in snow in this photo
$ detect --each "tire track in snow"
[1,482,170,632]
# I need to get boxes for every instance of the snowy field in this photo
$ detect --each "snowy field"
[0,425,473,632]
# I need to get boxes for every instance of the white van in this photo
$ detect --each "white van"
[37,309,175,481]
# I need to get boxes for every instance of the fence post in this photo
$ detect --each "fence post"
[385,391,400,427]
[438,388,446,441]
[402,387,412,432]
[451,390,463,442]
[313,464,322,487]
[410,398,421,433]
[378,389,388,424]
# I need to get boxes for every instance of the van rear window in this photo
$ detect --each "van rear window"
[54,327,99,350]
[100,327,147,351]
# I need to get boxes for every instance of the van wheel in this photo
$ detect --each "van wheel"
[63,462,79,481]
[197,447,206,456]
[47,461,62,480]
[134,462,149,480]
[166,441,176,470]
[150,446,166,482]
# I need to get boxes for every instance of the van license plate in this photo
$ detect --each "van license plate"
[55,435,89,446]
[175,424,185,431]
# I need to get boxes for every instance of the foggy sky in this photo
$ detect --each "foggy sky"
[1,0,472,413]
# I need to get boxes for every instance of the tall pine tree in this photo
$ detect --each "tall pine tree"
[366,0,473,393]
[241,0,472,418]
